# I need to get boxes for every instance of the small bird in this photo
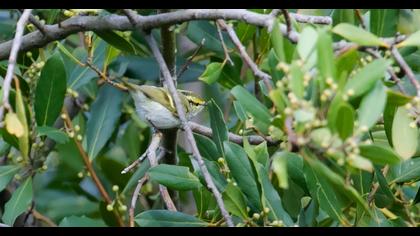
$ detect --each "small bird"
[124,82,206,130]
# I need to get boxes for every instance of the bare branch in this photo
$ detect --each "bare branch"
[0,9,334,61]
[189,122,280,146]
[217,19,272,91]
[129,175,149,227]
[0,9,31,127]
[363,48,405,93]
[62,108,125,227]
[143,32,234,227]
[177,38,205,78]
[391,46,420,96]
[18,10,49,37]
[32,209,57,227]
[281,9,292,36]
[354,9,367,30]
[215,21,234,66]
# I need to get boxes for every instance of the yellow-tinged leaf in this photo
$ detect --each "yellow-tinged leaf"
[15,83,29,160]
[5,113,24,138]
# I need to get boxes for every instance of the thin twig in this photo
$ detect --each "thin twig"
[281,9,292,36]
[364,48,405,93]
[285,116,299,151]
[0,9,31,127]
[390,46,420,96]
[129,175,149,227]
[18,10,48,36]
[354,9,366,30]
[189,121,280,146]
[217,19,272,91]
[146,132,177,211]
[32,209,57,227]
[61,108,125,227]
[177,38,206,78]
[85,61,128,91]
[215,21,234,66]
[121,152,148,174]
[289,12,332,25]
[142,32,234,227]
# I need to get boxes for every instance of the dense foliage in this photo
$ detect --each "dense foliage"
[0,9,420,227]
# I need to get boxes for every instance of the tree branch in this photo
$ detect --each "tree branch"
[189,122,279,146]
[61,108,125,227]
[390,46,420,96]
[217,19,273,91]
[215,21,234,66]
[142,32,234,227]
[0,9,32,127]
[129,175,149,227]
[0,9,334,61]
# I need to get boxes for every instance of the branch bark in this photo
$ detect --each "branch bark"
[142,32,234,227]
[391,46,420,96]
[0,9,32,126]
[0,9,334,61]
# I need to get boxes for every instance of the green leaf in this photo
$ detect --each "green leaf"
[370,9,399,37]
[86,85,123,160]
[36,126,69,144]
[194,134,220,162]
[289,62,305,98]
[208,100,228,157]
[303,159,349,225]
[317,30,335,80]
[200,159,227,192]
[149,164,202,191]
[359,144,401,165]
[374,167,395,208]
[243,139,269,168]
[135,210,208,227]
[0,165,20,192]
[233,100,248,121]
[95,30,135,53]
[336,102,355,140]
[389,158,420,183]
[386,90,412,106]
[270,19,285,61]
[297,26,318,69]
[271,152,289,189]
[397,30,420,47]
[344,58,389,99]
[253,161,293,225]
[186,21,233,56]
[392,106,418,160]
[231,86,272,133]
[358,82,387,129]
[222,182,248,219]
[2,177,33,226]
[224,141,262,211]
[34,53,67,126]
[199,62,224,85]
[193,186,214,219]
[59,215,106,227]
[332,23,387,47]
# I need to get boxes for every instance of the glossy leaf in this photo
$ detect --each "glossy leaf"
[374,167,395,208]
[149,164,201,191]
[222,182,248,219]
[289,62,305,98]
[344,58,389,99]
[359,144,401,165]
[297,26,318,69]
[5,112,24,138]
[194,134,220,162]
[333,23,387,47]
[199,62,224,85]
[270,19,285,61]
[208,100,228,157]
[271,152,289,189]
[317,30,335,79]
[35,53,67,126]
[2,177,33,226]
[397,30,420,47]
[86,85,123,160]
[95,30,135,53]
[370,9,399,37]
[231,86,272,133]
[335,102,354,140]
[135,210,207,227]
[0,165,20,192]
[36,126,69,144]
[392,106,418,159]
[389,158,420,183]
[358,82,387,129]
[224,141,262,211]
